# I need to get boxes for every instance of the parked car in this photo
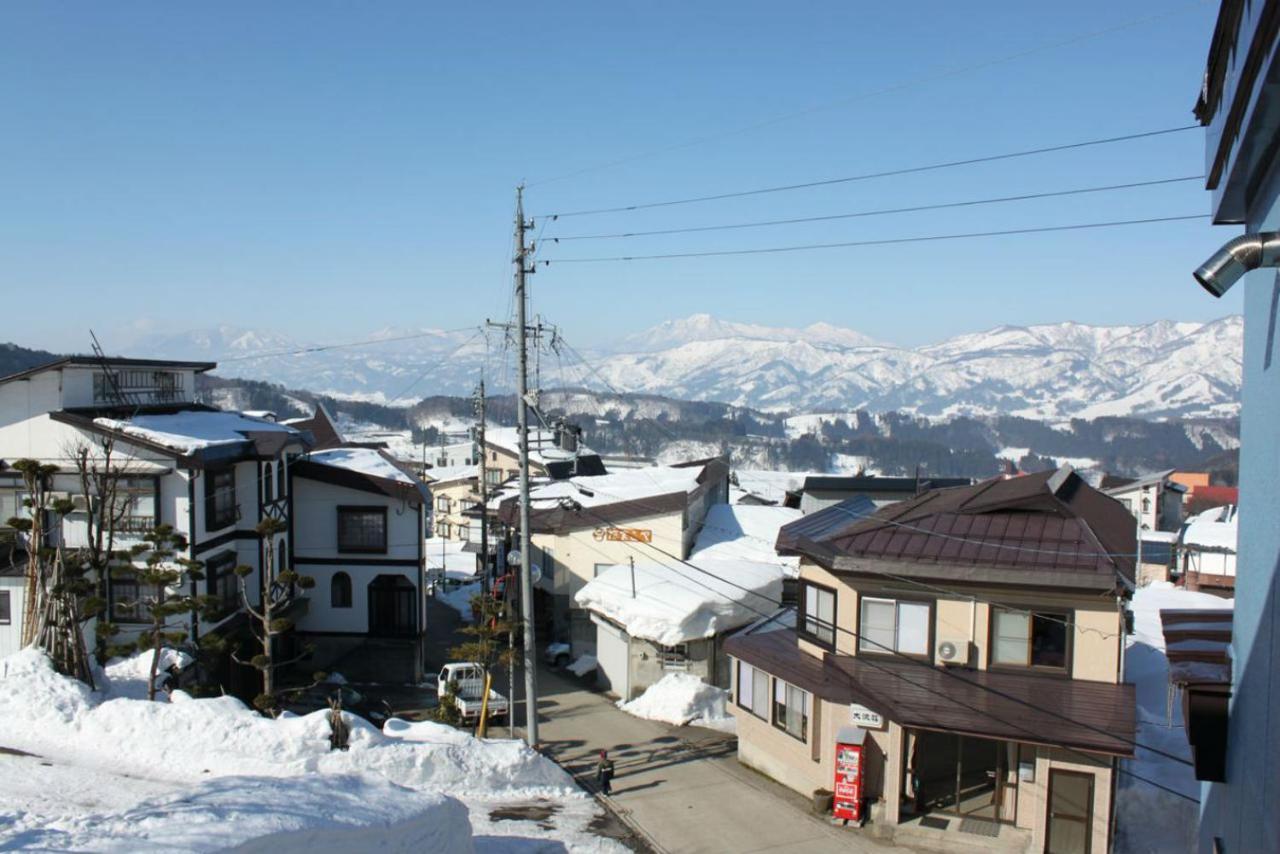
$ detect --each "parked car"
[281,682,392,726]
[544,642,571,669]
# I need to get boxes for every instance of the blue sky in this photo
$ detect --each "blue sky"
[0,1,1241,353]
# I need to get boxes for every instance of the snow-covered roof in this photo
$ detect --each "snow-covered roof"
[1181,505,1238,552]
[574,557,782,645]
[691,504,802,577]
[732,469,811,504]
[308,448,417,486]
[485,426,596,467]
[493,465,706,513]
[95,411,299,454]
[422,464,478,485]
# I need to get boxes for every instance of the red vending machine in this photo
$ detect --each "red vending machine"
[833,727,866,823]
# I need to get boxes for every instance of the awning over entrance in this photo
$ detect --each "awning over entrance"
[727,627,1136,757]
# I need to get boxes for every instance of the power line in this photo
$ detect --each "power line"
[548,176,1205,241]
[384,329,485,405]
[543,125,1200,218]
[562,499,1193,771]
[566,477,1130,641]
[218,326,480,364]
[526,3,1206,189]
[544,214,1210,263]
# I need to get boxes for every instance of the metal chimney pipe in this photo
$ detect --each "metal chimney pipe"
[1193,231,1280,297]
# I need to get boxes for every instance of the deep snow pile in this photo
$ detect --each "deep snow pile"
[1116,582,1234,854]
[617,673,735,733]
[0,649,620,852]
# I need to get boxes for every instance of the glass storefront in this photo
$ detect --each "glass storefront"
[903,730,1020,824]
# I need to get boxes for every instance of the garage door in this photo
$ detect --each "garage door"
[593,616,630,699]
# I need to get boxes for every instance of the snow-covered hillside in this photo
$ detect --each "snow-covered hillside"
[125,314,1242,419]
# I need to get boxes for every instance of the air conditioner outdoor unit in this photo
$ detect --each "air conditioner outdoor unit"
[936,640,974,666]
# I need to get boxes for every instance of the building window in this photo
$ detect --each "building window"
[337,506,387,553]
[435,495,451,514]
[991,608,1069,670]
[659,643,690,671]
[93,369,182,405]
[736,661,770,720]
[0,590,10,624]
[204,468,237,531]
[331,572,352,608]
[772,678,809,742]
[859,597,930,657]
[263,462,274,502]
[110,576,159,624]
[278,539,288,574]
[485,468,502,486]
[800,582,836,648]
[111,477,157,533]
[205,551,239,615]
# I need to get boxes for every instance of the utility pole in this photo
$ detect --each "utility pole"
[514,185,540,748]
[474,380,489,585]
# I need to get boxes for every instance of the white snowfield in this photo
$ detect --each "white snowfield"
[94,411,299,453]
[308,447,418,485]
[575,557,782,647]
[617,672,735,733]
[0,649,624,853]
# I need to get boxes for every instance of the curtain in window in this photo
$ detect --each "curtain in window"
[860,598,897,653]
[993,609,1030,665]
[738,662,753,709]
[897,602,930,655]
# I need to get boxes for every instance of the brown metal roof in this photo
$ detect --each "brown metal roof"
[1160,609,1234,687]
[727,624,1136,757]
[780,467,1135,590]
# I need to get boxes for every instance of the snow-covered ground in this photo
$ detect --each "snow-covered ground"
[0,649,625,852]
[1116,582,1234,854]
[617,673,735,733]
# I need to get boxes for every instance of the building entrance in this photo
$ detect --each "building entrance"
[907,730,1018,823]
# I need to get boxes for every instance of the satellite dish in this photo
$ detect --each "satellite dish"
[506,549,522,567]
[530,564,543,584]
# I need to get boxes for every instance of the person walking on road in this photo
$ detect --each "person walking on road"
[595,749,615,796]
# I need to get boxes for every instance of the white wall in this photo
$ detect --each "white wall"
[0,576,25,658]
[290,475,423,635]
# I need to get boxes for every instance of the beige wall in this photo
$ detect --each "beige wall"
[534,509,685,603]
[796,559,1125,683]
[1021,747,1115,854]
[429,478,475,540]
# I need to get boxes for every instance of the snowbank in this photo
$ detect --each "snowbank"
[618,673,735,733]
[575,557,781,646]
[440,580,482,623]
[3,774,474,853]
[1116,582,1234,854]
[0,649,606,851]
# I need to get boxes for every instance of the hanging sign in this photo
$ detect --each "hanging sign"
[593,527,653,543]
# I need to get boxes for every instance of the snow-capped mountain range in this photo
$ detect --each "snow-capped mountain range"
[121,314,1243,420]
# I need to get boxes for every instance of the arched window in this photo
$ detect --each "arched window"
[263,462,273,502]
[278,540,288,575]
[331,572,352,608]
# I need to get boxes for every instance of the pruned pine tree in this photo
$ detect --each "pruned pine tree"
[232,517,315,713]
[7,459,57,648]
[31,499,97,686]
[111,525,216,700]
[448,591,516,735]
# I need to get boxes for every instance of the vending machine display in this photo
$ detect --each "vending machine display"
[833,740,863,822]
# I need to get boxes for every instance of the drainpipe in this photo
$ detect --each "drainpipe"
[1193,231,1280,296]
